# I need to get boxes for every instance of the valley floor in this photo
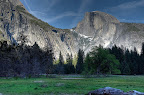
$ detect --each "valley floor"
[0,75,144,95]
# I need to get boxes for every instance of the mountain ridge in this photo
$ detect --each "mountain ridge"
[0,0,144,59]
[0,0,78,59]
[75,11,144,54]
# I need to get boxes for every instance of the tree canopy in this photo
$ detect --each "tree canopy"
[83,46,121,75]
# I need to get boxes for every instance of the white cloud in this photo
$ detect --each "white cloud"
[44,0,90,26]
[70,0,92,28]
[44,12,80,23]
[23,0,78,23]
[44,0,59,12]
[79,0,90,13]
[23,0,58,18]
[118,18,144,23]
[107,0,144,23]
[23,0,32,13]
[23,0,92,28]
[110,0,144,12]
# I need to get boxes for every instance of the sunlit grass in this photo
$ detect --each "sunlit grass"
[0,75,144,95]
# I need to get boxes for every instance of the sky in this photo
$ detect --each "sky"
[20,0,144,29]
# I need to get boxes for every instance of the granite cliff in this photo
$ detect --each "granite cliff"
[75,11,144,54]
[0,0,78,59]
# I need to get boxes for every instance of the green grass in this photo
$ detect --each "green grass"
[0,75,144,95]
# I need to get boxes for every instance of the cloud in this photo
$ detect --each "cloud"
[43,0,90,26]
[23,0,32,13]
[70,0,92,28]
[23,0,58,18]
[118,18,144,23]
[44,11,80,23]
[23,0,79,27]
[78,0,90,13]
[44,0,59,12]
[23,0,92,28]
[114,0,144,10]
[110,0,144,12]
[107,0,144,23]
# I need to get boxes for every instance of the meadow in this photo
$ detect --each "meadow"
[0,75,144,95]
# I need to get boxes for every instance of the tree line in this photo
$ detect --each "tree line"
[78,44,144,75]
[82,44,144,75]
[0,40,144,78]
[109,44,144,75]
[0,41,53,77]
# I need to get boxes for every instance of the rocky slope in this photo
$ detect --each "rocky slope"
[75,11,144,53]
[0,0,78,59]
[1,0,144,59]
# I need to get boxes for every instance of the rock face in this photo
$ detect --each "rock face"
[1,0,144,59]
[0,0,78,59]
[87,87,144,95]
[75,11,144,54]
[76,11,120,37]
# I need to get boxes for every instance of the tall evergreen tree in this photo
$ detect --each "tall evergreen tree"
[76,49,84,74]
[55,51,65,74]
[121,60,131,75]
[83,53,93,74]
[140,43,144,74]
[64,53,75,74]
[141,43,144,56]
[59,51,64,65]
[42,49,54,75]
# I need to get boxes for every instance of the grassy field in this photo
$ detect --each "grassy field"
[0,75,144,95]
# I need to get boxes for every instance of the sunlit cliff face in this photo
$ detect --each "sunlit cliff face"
[75,11,144,54]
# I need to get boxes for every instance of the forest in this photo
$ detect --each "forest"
[0,40,144,78]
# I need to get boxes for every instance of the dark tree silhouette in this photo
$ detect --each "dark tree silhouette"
[76,49,84,74]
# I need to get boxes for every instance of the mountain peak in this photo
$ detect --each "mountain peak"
[86,11,120,24]
[76,11,120,37]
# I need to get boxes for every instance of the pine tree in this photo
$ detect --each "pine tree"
[43,49,54,75]
[141,43,144,56]
[56,51,64,74]
[121,60,131,75]
[83,53,92,75]
[64,53,75,74]
[140,43,144,74]
[59,51,64,65]
[76,49,84,74]
[32,58,41,77]
[70,53,75,73]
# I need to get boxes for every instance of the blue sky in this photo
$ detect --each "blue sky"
[20,0,144,29]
